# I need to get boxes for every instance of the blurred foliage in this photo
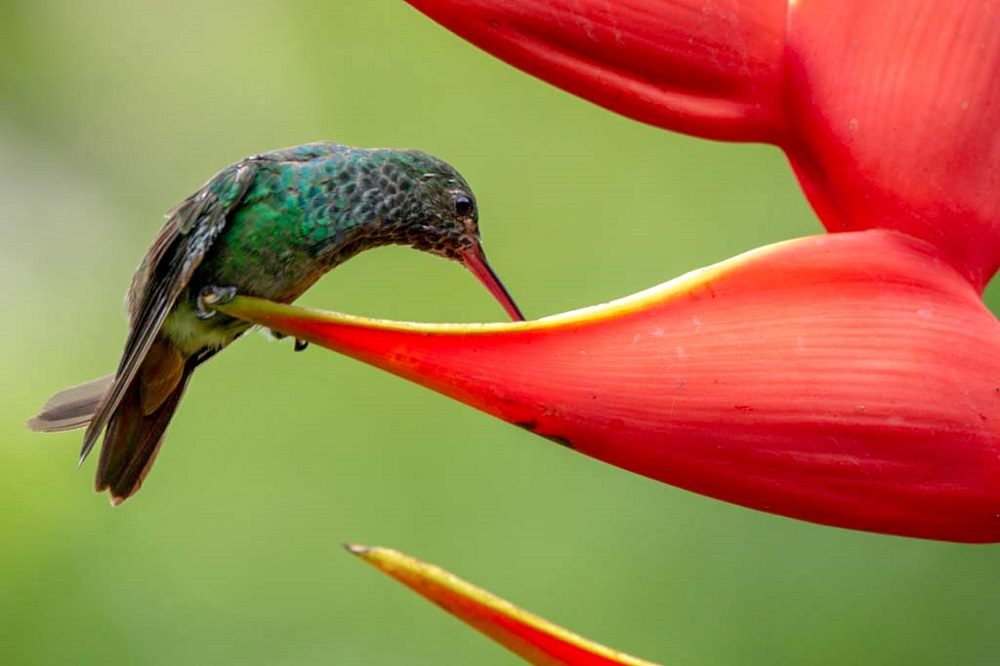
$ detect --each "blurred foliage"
[2,1,998,664]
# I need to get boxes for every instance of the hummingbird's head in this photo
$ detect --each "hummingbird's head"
[387,150,525,321]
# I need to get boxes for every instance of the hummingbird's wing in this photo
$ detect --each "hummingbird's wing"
[78,160,258,464]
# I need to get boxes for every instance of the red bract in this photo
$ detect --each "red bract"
[216,1,1000,543]
[405,0,1000,289]
[221,230,1000,542]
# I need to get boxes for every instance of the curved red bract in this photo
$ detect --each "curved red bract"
[221,230,1000,542]
[219,0,1000,544]
[405,0,1000,289]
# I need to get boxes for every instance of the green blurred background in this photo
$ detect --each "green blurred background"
[3,1,999,664]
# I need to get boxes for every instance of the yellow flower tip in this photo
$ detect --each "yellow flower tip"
[343,542,371,557]
[345,543,661,665]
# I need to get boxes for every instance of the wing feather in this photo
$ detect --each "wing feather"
[79,160,258,463]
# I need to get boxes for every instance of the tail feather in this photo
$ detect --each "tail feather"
[96,359,194,505]
[27,375,114,433]
[29,336,194,504]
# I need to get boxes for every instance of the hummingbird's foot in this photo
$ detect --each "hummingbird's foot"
[266,328,307,351]
[196,285,238,320]
[267,329,307,351]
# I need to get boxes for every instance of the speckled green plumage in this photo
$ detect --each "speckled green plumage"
[163,143,477,354]
[205,149,460,289]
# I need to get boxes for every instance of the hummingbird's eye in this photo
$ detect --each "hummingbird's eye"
[454,195,474,217]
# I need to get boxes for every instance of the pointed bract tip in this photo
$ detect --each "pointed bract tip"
[343,542,371,556]
[338,541,661,664]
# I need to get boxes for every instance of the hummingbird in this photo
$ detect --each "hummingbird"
[28,142,524,505]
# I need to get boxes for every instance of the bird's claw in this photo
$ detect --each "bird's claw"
[196,285,238,320]
[268,328,307,351]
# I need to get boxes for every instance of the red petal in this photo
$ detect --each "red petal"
[785,0,1000,289]
[347,544,659,665]
[404,0,788,141]
[404,0,1000,286]
[220,230,1000,542]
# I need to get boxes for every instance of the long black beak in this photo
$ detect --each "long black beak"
[460,244,525,321]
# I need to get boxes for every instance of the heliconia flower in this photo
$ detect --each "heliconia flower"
[268,1,998,658]
[404,0,1000,290]
[218,229,1000,543]
[346,544,658,665]
[213,4,998,657]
